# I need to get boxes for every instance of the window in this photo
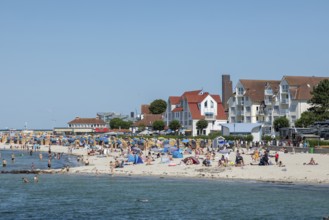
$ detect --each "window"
[238,87,244,95]
[256,116,259,121]
[204,101,208,108]
[256,106,259,111]
[245,97,249,101]
[245,107,251,112]
[210,101,214,108]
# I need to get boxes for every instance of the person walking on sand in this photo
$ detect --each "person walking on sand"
[275,152,279,165]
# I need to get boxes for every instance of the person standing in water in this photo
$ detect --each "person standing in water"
[2,159,7,167]
[11,153,15,163]
[48,159,51,169]
[39,153,43,161]
[33,175,39,183]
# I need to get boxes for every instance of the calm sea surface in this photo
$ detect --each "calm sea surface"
[0,150,328,220]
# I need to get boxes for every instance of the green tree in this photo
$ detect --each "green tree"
[169,120,181,132]
[273,116,290,132]
[152,120,165,131]
[295,111,318,127]
[295,80,329,127]
[196,119,208,135]
[149,99,167,114]
[138,124,146,131]
[110,118,132,129]
[308,79,329,115]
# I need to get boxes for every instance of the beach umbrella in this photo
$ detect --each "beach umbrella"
[182,139,189,143]
[132,146,141,153]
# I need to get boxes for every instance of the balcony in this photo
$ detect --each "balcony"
[237,101,245,106]
[281,99,289,104]
[265,89,273,96]
[204,112,215,120]
[257,110,265,115]
[265,99,272,105]
[205,115,216,120]
[281,88,289,93]
[280,109,289,115]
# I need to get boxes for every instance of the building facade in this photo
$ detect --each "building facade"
[165,90,227,136]
[228,76,329,134]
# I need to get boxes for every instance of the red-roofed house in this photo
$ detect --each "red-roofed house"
[165,90,227,136]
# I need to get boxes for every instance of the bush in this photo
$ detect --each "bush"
[308,139,329,147]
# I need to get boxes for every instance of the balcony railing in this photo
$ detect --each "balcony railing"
[265,90,273,96]
[265,100,272,105]
[205,115,216,120]
[281,88,289,93]
[280,109,289,115]
[281,99,289,104]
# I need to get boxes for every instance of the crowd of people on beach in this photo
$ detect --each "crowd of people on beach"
[0,134,322,183]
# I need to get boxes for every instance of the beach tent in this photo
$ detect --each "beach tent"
[132,146,142,153]
[172,151,183,158]
[127,154,135,163]
[134,155,143,164]
[182,156,200,165]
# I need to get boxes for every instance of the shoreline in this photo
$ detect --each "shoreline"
[1,144,329,185]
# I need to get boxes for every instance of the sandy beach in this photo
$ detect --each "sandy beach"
[1,143,329,185]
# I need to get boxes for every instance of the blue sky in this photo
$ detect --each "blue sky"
[1,0,328,129]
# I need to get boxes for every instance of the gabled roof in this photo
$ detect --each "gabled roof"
[133,114,163,127]
[283,76,329,100]
[182,90,209,103]
[169,96,180,105]
[68,117,106,125]
[283,76,329,86]
[169,90,226,120]
[211,95,227,120]
[172,107,183,112]
[141,104,150,114]
[239,79,280,103]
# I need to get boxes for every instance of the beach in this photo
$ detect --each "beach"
[2,143,328,185]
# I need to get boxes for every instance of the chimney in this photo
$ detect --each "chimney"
[222,74,233,111]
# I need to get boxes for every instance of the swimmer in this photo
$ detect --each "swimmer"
[48,159,51,169]
[11,153,15,163]
[2,159,7,167]
[39,153,43,161]
[22,177,29,183]
[34,175,39,183]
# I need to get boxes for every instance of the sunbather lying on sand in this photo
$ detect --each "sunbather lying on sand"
[303,157,318,165]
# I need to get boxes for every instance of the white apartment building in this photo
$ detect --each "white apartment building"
[228,76,329,134]
[165,90,227,136]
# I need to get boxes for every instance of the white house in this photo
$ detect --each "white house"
[227,76,329,134]
[165,90,227,136]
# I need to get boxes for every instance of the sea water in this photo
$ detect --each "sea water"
[0,151,328,220]
[0,149,79,171]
